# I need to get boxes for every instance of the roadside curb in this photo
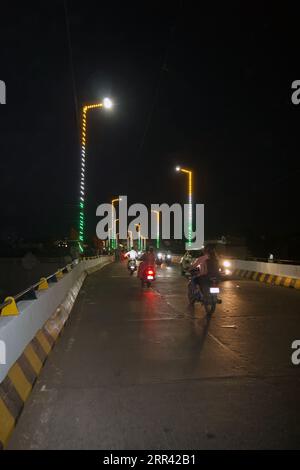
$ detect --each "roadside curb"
[0,261,111,449]
[233,269,300,290]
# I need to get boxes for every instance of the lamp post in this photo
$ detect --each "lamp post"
[176,166,193,248]
[127,230,133,250]
[78,98,113,252]
[151,210,160,249]
[111,198,121,249]
[135,224,141,251]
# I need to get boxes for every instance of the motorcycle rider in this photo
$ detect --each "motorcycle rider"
[138,246,156,279]
[181,251,193,273]
[125,247,138,268]
[190,244,220,298]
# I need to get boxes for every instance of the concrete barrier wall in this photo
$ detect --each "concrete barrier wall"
[230,259,300,279]
[0,256,111,383]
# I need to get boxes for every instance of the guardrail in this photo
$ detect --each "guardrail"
[0,255,103,316]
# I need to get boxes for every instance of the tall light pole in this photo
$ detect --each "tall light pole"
[127,230,133,250]
[78,98,113,252]
[135,224,141,251]
[176,166,193,248]
[111,198,121,249]
[151,210,160,249]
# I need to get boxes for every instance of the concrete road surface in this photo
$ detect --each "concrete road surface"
[8,261,300,449]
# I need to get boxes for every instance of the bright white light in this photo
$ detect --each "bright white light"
[223,260,231,268]
[225,269,232,276]
[103,97,113,109]
[175,166,181,172]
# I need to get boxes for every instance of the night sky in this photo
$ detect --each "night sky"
[0,2,299,250]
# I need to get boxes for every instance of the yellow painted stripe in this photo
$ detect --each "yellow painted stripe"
[45,324,60,342]
[267,275,274,284]
[24,344,42,375]
[259,273,266,282]
[36,330,52,355]
[252,271,259,280]
[283,277,292,288]
[295,279,300,290]
[0,398,15,448]
[7,363,32,402]
[274,276,282,285]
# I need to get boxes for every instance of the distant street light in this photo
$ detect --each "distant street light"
[111,198,121,249]
[78,98,113,252]
[128,230,133,250]
[151,210,160,249]
[176,166,193,248]
[135,224,141,251]
[103,97,113,109]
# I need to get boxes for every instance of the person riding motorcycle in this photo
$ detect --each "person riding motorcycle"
[125,247,138,268]
[181,251,193,273]
[138,246,156,279]
[125,247,138,260]
[190,245,220,298]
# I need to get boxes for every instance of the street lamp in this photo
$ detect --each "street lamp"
[78,98,113,252]
[127,230,133,250]
[176,166,193,248]
[151,210,160,249]
[135,224,141,251]
[111,198,121,249]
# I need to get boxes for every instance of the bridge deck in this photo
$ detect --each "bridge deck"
[8,262,300,449]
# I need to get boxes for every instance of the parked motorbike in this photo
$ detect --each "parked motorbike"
[187,268,221,314]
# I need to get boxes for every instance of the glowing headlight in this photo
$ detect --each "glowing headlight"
[167,254,171,259]
[223,260,231,268]
[158,253,162,258]
[225,269,232,276]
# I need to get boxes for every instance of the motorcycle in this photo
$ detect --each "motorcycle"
[156,252,163,266]
[187,268,221,314]
[128,259,137,275]
[141,265,156,288]
[165,253,172,266]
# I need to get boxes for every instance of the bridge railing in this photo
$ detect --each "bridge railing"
[0,255,105,316]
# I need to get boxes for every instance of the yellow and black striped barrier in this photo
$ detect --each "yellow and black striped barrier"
[0,323,59,449]
[233,269,300,290]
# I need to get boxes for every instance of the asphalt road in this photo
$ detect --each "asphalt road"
[8,261,300,449]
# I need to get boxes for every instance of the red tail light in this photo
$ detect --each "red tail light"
[147,269,154,275]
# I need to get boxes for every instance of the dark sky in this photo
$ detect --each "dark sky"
[0,1,299,242]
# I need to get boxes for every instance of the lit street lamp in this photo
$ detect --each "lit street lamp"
[127,230,133,250]
[111,198,121,249]
[78,98,113,252]
[176,166,193,248]
[151,210,160,249]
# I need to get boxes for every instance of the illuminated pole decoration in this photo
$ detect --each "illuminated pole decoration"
[176,166,193,248]
[151,210,160,249]
[135,224,141,251]
[111,199,121,249]
[78,98,113,253]
[128,230,133,250]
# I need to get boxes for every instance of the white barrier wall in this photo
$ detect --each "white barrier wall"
[230,259,300,279]
[0,256,112,383]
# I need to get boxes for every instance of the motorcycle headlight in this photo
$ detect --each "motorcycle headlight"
[167,254,171,259]
[223,260,231,268]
